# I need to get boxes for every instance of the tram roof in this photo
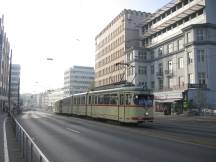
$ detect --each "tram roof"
[88,86,152,94]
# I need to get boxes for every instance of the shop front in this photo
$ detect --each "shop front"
[153,91,184,116]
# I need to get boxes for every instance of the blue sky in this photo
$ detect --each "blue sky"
[0,0,171,93]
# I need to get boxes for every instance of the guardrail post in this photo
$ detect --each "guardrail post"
[40,155,42,162]
[30,142,33,162]
[22,131,24,157]
[25,137,28,162]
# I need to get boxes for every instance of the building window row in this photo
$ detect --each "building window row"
[142,8,203,47]
[97,73,125,86]
[96,35,125,59]
[96,25,124,50]
[96,61,124,78]
[96,48,124,68]
[142,0,194,32]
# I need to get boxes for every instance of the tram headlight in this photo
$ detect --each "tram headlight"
[145,112,149,116]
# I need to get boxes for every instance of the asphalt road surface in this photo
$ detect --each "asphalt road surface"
[16,110,216,162]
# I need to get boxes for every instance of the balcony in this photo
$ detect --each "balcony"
[156,71,163,78]
[165,70,174,77]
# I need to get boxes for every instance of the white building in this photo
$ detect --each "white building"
[64,66,95,96]
[11,64,20,107]
[126,0,216,115]
[48,88,64,108]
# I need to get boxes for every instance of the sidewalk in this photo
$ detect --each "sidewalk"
[0,111,24,162]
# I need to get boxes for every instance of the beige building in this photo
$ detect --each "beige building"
[95,9,150,87]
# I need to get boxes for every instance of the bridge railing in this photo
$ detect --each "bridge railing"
[11,114,50,162]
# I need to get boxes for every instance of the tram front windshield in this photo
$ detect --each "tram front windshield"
[133,94,153,107]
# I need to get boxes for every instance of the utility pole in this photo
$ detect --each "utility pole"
[8,50,12,116]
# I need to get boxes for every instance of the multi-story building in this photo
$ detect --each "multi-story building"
[48,88,64,108]
[95,9,151,87]
[10,64,20,107]
[0,15,10,111]
[64,66,95,96]
[126,0,216,115]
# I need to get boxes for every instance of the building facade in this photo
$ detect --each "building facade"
[64,66,95,96]
[95,9,151,87]
[126,0,216,115]
[95,0,216,116]
[0,15,10,111]
[10,64,20,107]
[48,88,64,108]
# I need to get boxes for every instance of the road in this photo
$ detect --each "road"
[16,110,216,162]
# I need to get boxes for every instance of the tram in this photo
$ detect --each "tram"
[54,86,154,123]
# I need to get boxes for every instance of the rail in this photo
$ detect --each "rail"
[11,114,50,162]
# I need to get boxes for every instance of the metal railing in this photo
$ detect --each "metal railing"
[11,114,50,162]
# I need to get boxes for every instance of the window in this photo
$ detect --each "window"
[158,63,163,74]
[151,65,154,75]
[159,79,163,90]
[138,66,147,75]
[168,60,173,73]
[178,57,184,69]
[151,81,155,89]
[168,43,173,53]
[197,28,205,41]
[198,72,206,85]
[197,49,205,63]
[178,38,184,50]
[158,47,163,56]
[178,76,184,87]
[186,32,192,43]
[188,73,194,84]
[187,52,193,64]
[174,41,179,52]
[138,51,147,61]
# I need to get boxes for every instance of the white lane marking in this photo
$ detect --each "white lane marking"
[66,127,80,134]
[3,117,9,162]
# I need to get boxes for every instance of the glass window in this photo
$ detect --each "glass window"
[168,43,173,53]
[197,49,205,63]
[178,38,184,50]
[125,94,132,105]
[178,57,184,69]
[187,52,193,64]
[159,79,163,90]
[138,66,147,75]
[151,65,154,75]
[133,94,153,107]
[188,73,194,84]
[197,28,205,41]
[174,40,179,51]
[158,47,163,56]
[151,81,155,89]
[186,32,192,43]
[120,94,124,105]
[168,60,173,73]
[198,72,206,85]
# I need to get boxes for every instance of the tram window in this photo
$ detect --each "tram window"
[81,96,85,104]
[104,94,110,104]
[94,96,98,104]
[125,94,132,105]
[133,94,153,107]
[98,95,104,104]
[110,94,117,105]
[77,97,80,104]
[120,94,124,105]
[74,98,76,105]
[88,96,91,104]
